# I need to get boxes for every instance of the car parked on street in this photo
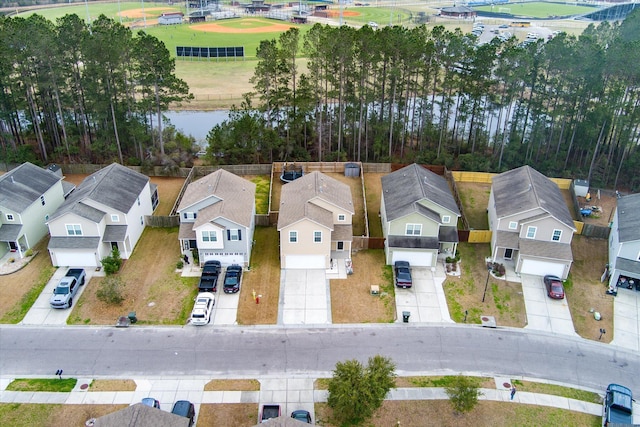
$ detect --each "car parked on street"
[394,261,412,288]
[171,400,196,426]
[543,275,565,299]
[603,383,633,426]
[190,292,215,325]
[224,265,243,293]
[291,410,312,423]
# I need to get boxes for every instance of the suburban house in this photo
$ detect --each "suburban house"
[277,171,354,269]
[607,193,640,289]
[47,163,158,267]
[488,165,576,279]
[93,403,190,427]
[177,169,256,267]
[0,162,74,260]
[380,163,460,267]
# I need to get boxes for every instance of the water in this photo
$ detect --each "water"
[164,110,230,146]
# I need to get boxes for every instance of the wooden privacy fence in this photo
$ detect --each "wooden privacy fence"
[468,230,492,243]
[145,215,180,227]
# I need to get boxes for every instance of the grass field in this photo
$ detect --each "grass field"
[19,1,181,22]
[474,1,596,18]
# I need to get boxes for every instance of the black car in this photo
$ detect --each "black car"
[394,261,412,288]
[171,400,195,426]
[291,410,312,423]
[202,260,221,275]
[199,260,221,292]
[224,265,243,293]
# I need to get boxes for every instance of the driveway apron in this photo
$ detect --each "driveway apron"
[520,274,577,336]
[394,266,452,323]
[279,269,330,325]
[611,289,640,351]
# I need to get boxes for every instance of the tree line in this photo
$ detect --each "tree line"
[0,14,192,167]
[209,11,640,191]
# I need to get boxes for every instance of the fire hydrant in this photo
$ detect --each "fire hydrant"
[256,295,261,304]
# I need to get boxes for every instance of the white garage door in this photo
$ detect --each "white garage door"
[285,255,325,269]
[53,251,98,268]
[391,251,433,267]
[520,258,565,278]
[201,253,245,266]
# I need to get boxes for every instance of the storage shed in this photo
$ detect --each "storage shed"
[574,179,589,197]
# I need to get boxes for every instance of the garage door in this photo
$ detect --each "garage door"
[285,255,325,269]
[201,253,245,266]
[391,251,433,267]
[520,258,566,278]
[52,250,98,268]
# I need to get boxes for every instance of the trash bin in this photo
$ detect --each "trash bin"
[128,311,137,324]
[402,311,410,323]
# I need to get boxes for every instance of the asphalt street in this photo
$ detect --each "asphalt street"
[2,323,639,395]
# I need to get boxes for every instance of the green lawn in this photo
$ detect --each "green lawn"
[474,1,596,18]
[18,1,180,22]
[6,378,77,392]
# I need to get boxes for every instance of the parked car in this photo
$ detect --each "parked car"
[543,275,565,299]
[190,292,215,325]
[224,265,243,293]
[394,261,412,288]
[260,404,281,423]
[291,410,312,423]
[603,383,633,426]
[49,268,86,309]
[141,397,160,408]
[202,260,221,275]
[171,400,195,426]
[199,260,221,292]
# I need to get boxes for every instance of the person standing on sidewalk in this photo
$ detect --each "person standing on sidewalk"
[510,385,517,400]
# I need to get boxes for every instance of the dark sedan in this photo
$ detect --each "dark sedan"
[394,261,412,288]
[543,275,565,299]
[223,265,243,293]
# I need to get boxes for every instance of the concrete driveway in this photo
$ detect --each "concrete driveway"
[394,266,452,323]
[279,269,330,325]
[20,267,99,325]
[211,288,239,326]
[520,274,577,335]
[611,289,640,351]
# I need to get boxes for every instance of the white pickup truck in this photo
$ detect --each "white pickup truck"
[50,268,86,309]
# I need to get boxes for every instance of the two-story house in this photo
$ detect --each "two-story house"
[488,165,576,279]
[0,162,74,259]
[380,163,460,267]
[177,169,256,267]
[277,171,354,269]
[47,163,158,267]
[608,193,640,289]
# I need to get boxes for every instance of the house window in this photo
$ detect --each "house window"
[509,221,518,230]
[6,214,14,221]
[228,229,240,241]
[44,214,49,221]
[140,216,144,225]
[289,231,297,243]
[111,214,120,222]
[442,215,451,224]
[552,229,562,241]
[338,214,345,221]
[66,224,82,236]
[183,212,196,220]
[314,231,322,243]
[40,195,45,206]
[202,231,217,242]
[526,226,536,239]
[405,224,422,236]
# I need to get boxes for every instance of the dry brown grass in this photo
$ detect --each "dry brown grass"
[89,379,137,392]
[150,176,185,216]
[331,250,396,323]
[237,226,280,325]
[0,404,128,427]
[364,172,384,237]
[568,235,613,342]
[198,403,258,426]
[204,379,260,391]
[455,182,491,229]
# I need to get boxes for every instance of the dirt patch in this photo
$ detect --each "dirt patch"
[204,379,260,391]
[0,403,128,427]
[331,250,396,323]
[364,173,384,237]
[198,403,258,426]
[192,20,295,34]
[456,182,491,229]
[150,176,185,216]
[118,7,175,19]
[324,10,361,17]
[575,192,617,226]
[89,379,137,392]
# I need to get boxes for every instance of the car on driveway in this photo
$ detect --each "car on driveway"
[141,397,160,408]
[543,275,565,299]
[171,400,195,426]
[291,410,312,423]
[224,265,243,293]
[394,261,412,288]
[191,292,215,325]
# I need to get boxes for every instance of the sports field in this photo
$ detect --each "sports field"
[474,1,596,18]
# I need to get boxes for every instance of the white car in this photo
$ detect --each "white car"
[190,292,215,325]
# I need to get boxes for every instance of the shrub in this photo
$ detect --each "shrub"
[445,375,482,414]
[101,248,123,275]
[24,248,33,257]
[96,276,125,305]
[177,260,184,269]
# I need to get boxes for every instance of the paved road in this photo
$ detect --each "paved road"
[2,324,639,394]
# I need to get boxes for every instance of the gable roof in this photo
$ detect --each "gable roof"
[50,163,149,221]
[617,193,640,242]
[0,162,62,212]
[277,171,354,230]
[93,403,189,427]
[178,169,256,228]
[381,164,460,222]
[492,165,575,229]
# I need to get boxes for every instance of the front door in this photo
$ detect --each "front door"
[337,241,344,251]
[504,248,513,259]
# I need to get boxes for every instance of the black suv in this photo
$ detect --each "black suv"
[171,400,195,426]
[223,265,243,293]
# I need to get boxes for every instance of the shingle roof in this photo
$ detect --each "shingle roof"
[94,403,190,427]
[178,169,256,228]
[49,163,149,221]
[103,225,128,242]
[387,235,440,249]
[48,236,100,249]
[381,164,460,222]
[492,165,575,230]
[0,224,22,241]
[615,257,640,275]
[277,172,354,230]
[519,239,573,261]
[616,193,640,242]
[0,162,62,213]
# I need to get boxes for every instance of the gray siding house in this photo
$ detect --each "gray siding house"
[488,165,576,279]
[380,163,460,267]
[177,169,256,267]
[0,162,73,259]
[608,193,640,289]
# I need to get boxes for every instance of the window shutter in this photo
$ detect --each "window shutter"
[238,229,242,240]
[227,230,231,240]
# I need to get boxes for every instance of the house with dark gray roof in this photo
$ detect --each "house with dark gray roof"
[46,163,158,267]
[488,165,576,279]
[277,171,354,269]
[608,193,640,289]
[0,162,73,260]
[92,402,190,427]
[380,164,460,267]
[177,169,256,267]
